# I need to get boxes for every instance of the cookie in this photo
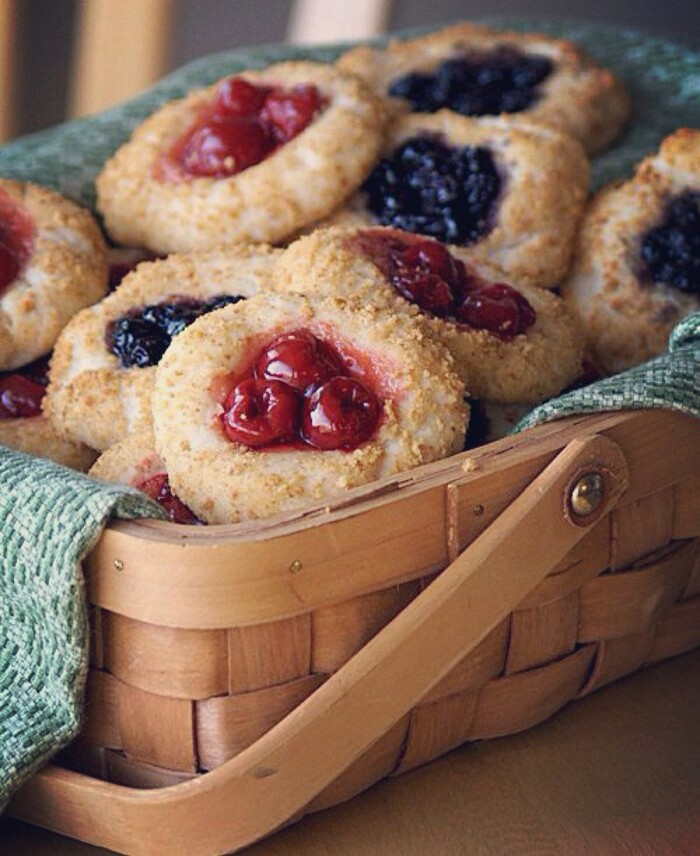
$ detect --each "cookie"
[89,429,199,523]
[96,61,387,254]
[562,129,700,373]
[321,112,589,289]
[277,227,584,403]
[0,178,108,371]
[45,244,280,451]
[152,291,467,524]
[0,356,96,470]
[338,22,630,155]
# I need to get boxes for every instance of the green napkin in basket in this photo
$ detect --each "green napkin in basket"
[0,20,699,812]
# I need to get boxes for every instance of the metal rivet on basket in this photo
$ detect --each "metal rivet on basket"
[569,472,605,517]
[289,559,303,574]
[113,559,124,572]
[472,504,484,516]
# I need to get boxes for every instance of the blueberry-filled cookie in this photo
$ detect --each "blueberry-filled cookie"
[0,356,97,469]
[338,22,630,155]
[278,227,583,403]
[0,178,108,371]
[321,113,589,289]
[562,129,700,373]
[96,62,387,254]
[152,291,467,524]
[45,245,280,451]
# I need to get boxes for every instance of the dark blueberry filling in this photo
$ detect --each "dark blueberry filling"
[388,47,553,117]
[641,191,700,293]
[362,136,501,245]
[108,294,244,368]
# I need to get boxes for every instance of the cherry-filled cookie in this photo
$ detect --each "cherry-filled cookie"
[0,355,97,469]
[45,245,280,451]
[562,129,700,373]
[321,113,589,289]
[338,22,630,155]
[278,227,584,404]
[96,61,386,254]
[152,292,467,523]
[0,178,108,371]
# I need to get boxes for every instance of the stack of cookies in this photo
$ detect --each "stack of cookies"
[1,23,697,524]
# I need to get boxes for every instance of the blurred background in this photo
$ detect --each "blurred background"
[2,0,699,142]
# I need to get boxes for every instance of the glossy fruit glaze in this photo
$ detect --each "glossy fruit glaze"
[220,330,381,451]
[136,472,201,524]
[0,188,35,297]
[161,77,327,180]
[0,356,50,419]
[354,229,536,339]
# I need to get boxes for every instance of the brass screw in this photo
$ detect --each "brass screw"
[113,559,124,571]
[289,559,303,574]
[569,472,605,517]
[472,504,484,516]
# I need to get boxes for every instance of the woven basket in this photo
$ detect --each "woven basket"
[7,408,699,855]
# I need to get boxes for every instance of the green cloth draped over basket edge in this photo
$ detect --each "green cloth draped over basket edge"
[0,21,699,812]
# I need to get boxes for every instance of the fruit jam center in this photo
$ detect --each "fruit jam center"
[640,190,700,293]
[356,230,536,339]
[0,190,35,297]
[388,47,553,117]
[108,294,244,368]
[220,330,381,452]
[0,356,50,420]
[136,472,201,525]
[163,77,327,180]
[362,136,501,246]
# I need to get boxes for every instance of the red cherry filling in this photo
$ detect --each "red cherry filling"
[456,283,536,338]
[164,77,327,180]
[301,376,380,451]
[0,190,34,297]
[219,330,382,451]
[136,473,201,524]
[0,356,50,420]
[356,230,536,340]
[256,330,344,391]
[222,377,300,447]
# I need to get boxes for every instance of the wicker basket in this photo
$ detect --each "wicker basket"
[7,408,700,855]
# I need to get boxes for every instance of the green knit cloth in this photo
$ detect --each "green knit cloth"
[0,21,698,813]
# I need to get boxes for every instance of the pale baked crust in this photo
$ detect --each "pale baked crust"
[89,428,164,486]
[277,227,583,403]
[321,112,589,289]
[562,129,700,373]
[152,291,467,524]
[96,61,387,253]
[45,244,280,451]
[0,415,97,471]
[338,22,630,155]
[0,178,108,371]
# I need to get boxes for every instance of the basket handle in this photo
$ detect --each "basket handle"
[12,434,629,856]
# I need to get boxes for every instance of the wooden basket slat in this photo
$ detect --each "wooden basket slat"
[81,671,121,751]
[105,750,195,789]
[196,674,327,770]
[672,473,700,539]
[682,544,700,598]
[505,591,580,674]
[469,645,596,739]
[611,488,675,570]
[645,597,700,664]
[578,631,654,696]
[578,541,693,642]
[103,612,229,699]
[228,614,311,694]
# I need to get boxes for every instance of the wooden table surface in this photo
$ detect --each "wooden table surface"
[2,649,699,855]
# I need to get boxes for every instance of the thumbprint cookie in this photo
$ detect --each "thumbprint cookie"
[338,22,630,155]
[0,356,97,470]
[152,292,467,524]
[45,244,280,451]
[277,227,584,403]
[562,129,700,373]
[96,62,387,254]
[322,113,589,289]
[0,178,108,371]
[90,429,200,524]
